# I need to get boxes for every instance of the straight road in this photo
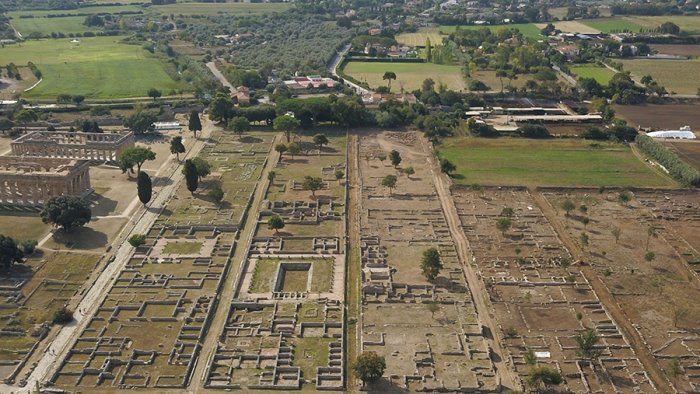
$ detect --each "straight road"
[327,44,372,96]
[189,135,280,391]
[10,118,216,394]
[420,136,522,392]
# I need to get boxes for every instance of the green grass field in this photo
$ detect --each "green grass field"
[10,16,102,36]
[343,61,465,91]
[623,15,700,34]
[0,37,187,99]
[580,18,645,33]
[8,5,143,18]
[396,28,444,46]
[439,23,543,39]
[439,137,675,187]
[150,2,292,16]
[570,64,616,85]
[620,58,700,95]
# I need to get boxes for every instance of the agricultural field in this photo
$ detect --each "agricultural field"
[149,2,292,16]
[7,5,143,18]
[624,15,700,34]
[570,64,616,85]
[343,61,466,91]
[662,141,700,171]
[619,59,700,95]
[615,104,700,133]
[395,28,444,46]
[9,16,101,36]
[0,37,188,99]
[535,20,600,34]
[439,137,675,187]
[651,44,700,57]
[579,17,645,33]
[439,23,543,39]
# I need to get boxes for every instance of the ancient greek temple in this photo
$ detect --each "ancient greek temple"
[0,156,91,205]
[0,130,134,205]
[10,131,134,161]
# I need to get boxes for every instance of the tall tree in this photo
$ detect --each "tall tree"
[425,38,432,62]
[353,351,386,385]
[313,133,329,155]
[191,157,211,181]
[275,144,288,161]
[208,93,234,123]
[389,149,402,168]
[15,109,38,131]
[646,226,657,251]
[439,158,456,175]
[382,71,397,91]
[287,142,301,160]
[0,235,23,269]
[123,110,157,135]
[561,199,575,217]
[183,159,199,195]
[119,147,156,176]
[137,171,152,206]
[302,176,324,198]
[170,136,185,161]
[496,217,511,236]
[188,110,202,138]
[147,88,162,101]
[381,174,397,195]
[40,196,91,231]
[575,328,602,363]
[273,115,301,143]
[527,366,562,391]
[267,214,285,234]
[420,247,443,281]
[229,116,250,139]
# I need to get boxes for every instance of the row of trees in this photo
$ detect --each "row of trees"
[636,134,700,186]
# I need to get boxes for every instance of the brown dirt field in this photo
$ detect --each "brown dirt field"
[650,44,700,57]
[662,141,700,171]
[615,104,700,135]
[543,190,700,392]
[542,123,592,137]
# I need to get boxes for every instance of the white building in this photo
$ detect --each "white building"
[647,126,696,140]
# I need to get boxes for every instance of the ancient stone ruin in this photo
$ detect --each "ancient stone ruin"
[0,131,134,205]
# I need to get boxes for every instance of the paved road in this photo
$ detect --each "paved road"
[327,44,372,96]
[206,61,236,91]
[420,136,522,392]
[189,136,280,391]
[8,118,215,394]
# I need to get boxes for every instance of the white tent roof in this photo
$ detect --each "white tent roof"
[647,127,696,140]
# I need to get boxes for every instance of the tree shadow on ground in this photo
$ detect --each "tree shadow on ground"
[52,227,108,250]
[88,194,118,217]
[450,173,465,180]
[433,276,468,293]
[282,158,309,164]
[366,378,409,394]
[240,136,263,143]
[152,176,175,187]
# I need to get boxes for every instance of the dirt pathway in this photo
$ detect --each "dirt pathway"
[530,190,673,392]
[345,132,362,389]
[190,134,280,392]
[420,137,522,392]
[11,119,217,394]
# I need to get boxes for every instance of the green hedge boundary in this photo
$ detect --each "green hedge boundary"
[635,134,700,187]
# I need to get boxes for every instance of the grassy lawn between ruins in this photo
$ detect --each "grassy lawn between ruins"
[439,137,676,187]
[162,241,203,255]
[343,61,466,91]
[0,37,188,99]
[249,258,334,294]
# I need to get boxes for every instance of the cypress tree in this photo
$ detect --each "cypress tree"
[183,159,198,194]
[188,110,202,138]
[137,171,152,206]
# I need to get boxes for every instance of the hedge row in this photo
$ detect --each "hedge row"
[635,134,700,187]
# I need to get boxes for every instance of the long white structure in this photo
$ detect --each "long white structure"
[647,126,696,140]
